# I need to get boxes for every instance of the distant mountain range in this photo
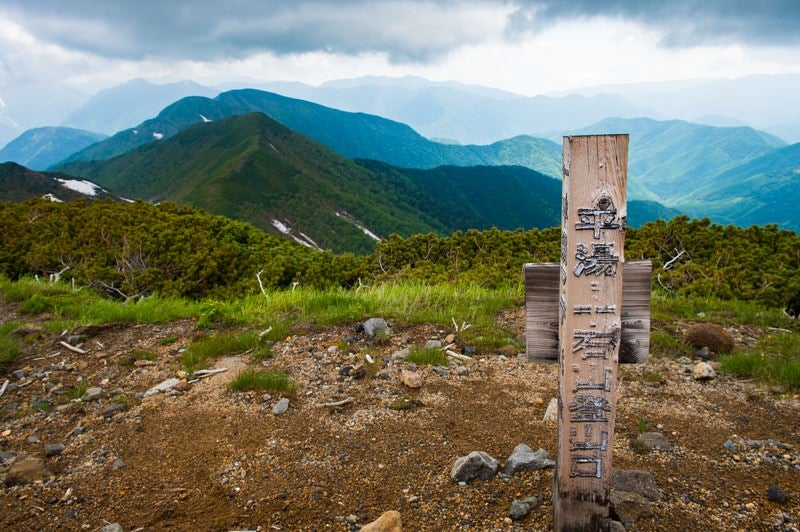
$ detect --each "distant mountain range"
[0,127,107,171]
[61,78,219,135]
[2,75,798,241]
[55,88,563,178]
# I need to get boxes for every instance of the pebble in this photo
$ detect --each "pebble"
[450,451,499,483]
[82,387,105,401]
[509,496,539,520]
[272,398,290,415]
[360,510,402,532]
[5,455,50,486]
[112,459,126,470]
[44,443,66,456]
[504,444,555,475]
[400,369,422,389]
[144,378,181,397]
[692,362,716,381]
[767,485,789,503]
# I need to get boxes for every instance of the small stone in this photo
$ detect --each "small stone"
[101,403,127,419]
[463,346,477,356]
[112,459,126,470]
[431,366,450,377]
[359,510,402,532]
[509,496,539,520]
[542,397,558,421]
[612,469,661,501]
[694,346,711,360]
[5,455,50,486]
[444,334,456,344]
[767,485,789,503]
[133,359,155,367]
[634,432,673,452]
[173,380,191,392]
[424,340,442,349]
[44,443,65,456]
[144,378,181,397]
[400,370,422,389]
[99,524,124,532]
[723,439,737,451]
[391,348,410,361]
[272,398,290,415]
[26,435,41,444]
[81,387,104,401]
[504,444,555,475]
[450,451,499,483]
[692,361,716,381]
[363,318,391,339]
[0,451,17,464]
[12,369,27,380]
[610,490,654,528]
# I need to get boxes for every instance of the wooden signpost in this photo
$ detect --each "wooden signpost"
[554,134,629,530]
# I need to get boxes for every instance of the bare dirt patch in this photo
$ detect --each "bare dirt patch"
[1,302,798,531]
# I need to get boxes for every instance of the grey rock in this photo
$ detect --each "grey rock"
[509,496,539,520]
[26,436,41,444]
[768,485,789,503]
[363,318,391,339]
[450,451,499,483]
[44,443,65,457]
[112,459,126,470]
[504,444,555,475]
[432,366,450,377]
[634,432,673,452]
[610,490,654,528]
[144,378,181,397]
[12,369,27,380]
[692,361,716,381]
[694,346,711,360]
[100,403,127,419]
[612,469,661,501]
[99,524,124,532]
[542,397,558,421]
[72,427,86,436]
[391,348,410,361]
[463,346,477,356]
[272,398,290,415]
[81,387,104,401]
[0,451,17,464]
[723,439,737,451]
[424,340,442,349]
[5,455,50,486]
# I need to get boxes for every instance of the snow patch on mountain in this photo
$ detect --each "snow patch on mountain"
[271,219,322,250]
[199,114,212,123]
[334,211,380,241]
[153,132,164,140]
[56,178,103,196]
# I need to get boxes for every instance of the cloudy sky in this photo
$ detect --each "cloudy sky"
[1,0,800,96]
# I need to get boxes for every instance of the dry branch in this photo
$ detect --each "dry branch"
[59,341,87,354]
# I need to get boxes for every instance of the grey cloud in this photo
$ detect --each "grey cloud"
[507,1,800,47]
[0,1,497,63]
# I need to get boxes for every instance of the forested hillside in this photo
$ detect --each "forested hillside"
[1,199,797,310]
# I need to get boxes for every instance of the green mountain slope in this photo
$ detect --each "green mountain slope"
[56,113,571,253]
[573,117,786,202]
[56,89,562,178]
[675,143,800,230]
[0,127,107,171]
[0,162,116,202]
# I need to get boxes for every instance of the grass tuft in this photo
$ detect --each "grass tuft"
[181,331,261,371]
[228,368,296,395]
[406,347,448,366]
[720,331,800,390]
[0,323,22,371]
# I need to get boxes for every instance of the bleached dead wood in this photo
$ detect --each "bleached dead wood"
[192,368,228,379]
[256,269,268,298]
[446,350,472,362]
[0,379,9,398]
[59,341,87,354]
[664,249,686,270]
[316,397,356,408]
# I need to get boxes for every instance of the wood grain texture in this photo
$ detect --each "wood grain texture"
[524,261,651,364]
[555,134,629,531]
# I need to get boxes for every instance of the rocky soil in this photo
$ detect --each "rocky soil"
[0,302,798,531]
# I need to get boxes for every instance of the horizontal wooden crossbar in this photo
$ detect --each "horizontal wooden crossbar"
[524,260,651,364]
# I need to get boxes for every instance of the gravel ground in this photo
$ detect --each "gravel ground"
[0,304,798,531]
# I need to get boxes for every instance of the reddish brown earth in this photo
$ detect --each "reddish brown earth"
[0,303,798,531]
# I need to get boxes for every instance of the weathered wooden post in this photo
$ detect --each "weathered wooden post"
[554,134,628,530]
